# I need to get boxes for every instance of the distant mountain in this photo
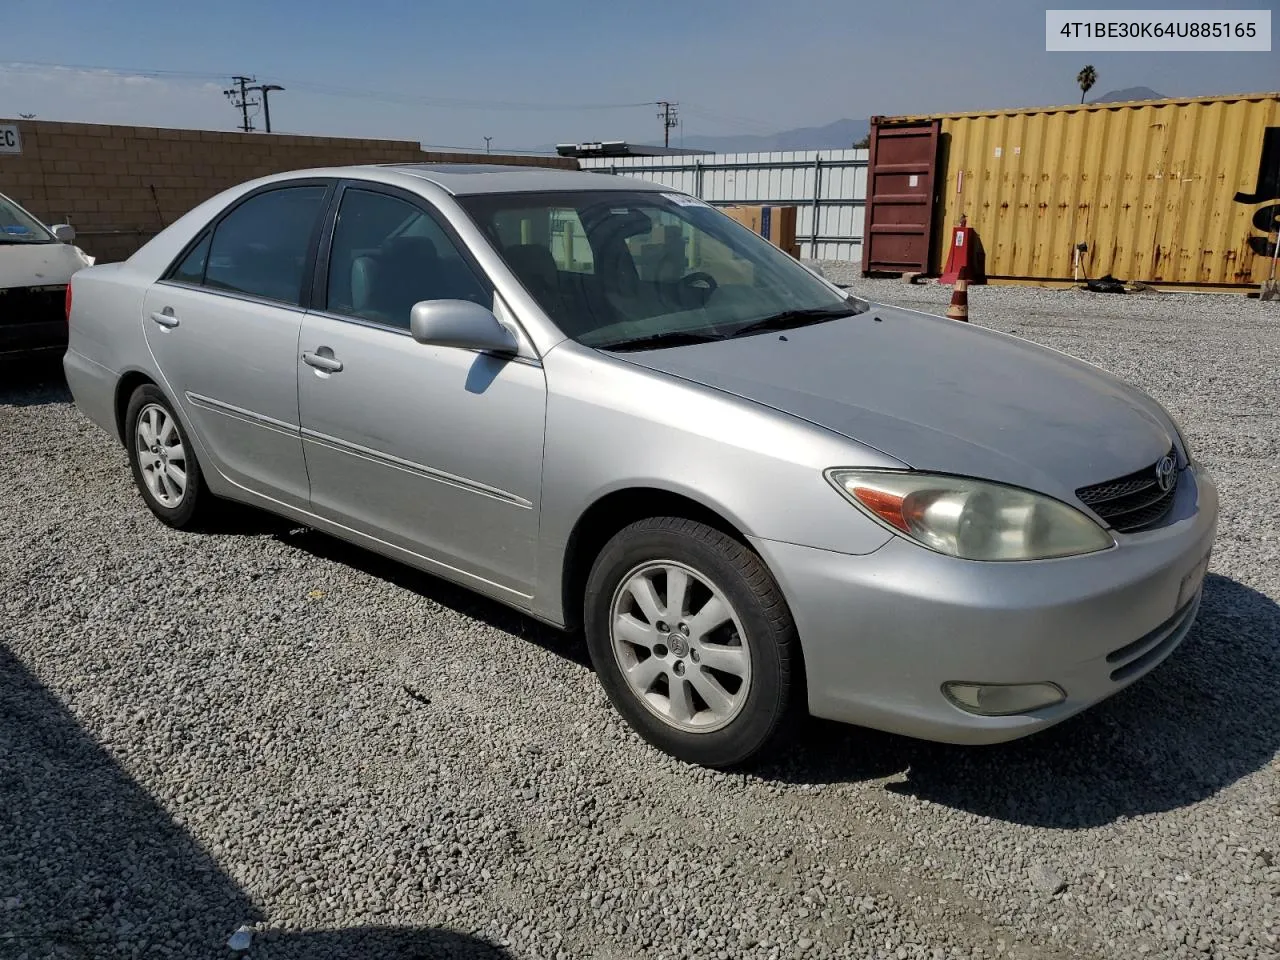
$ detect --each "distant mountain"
[1088,86,1165,104]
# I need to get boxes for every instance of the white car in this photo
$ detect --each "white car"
[0,191,94,359]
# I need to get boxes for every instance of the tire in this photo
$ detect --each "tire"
[124,384,213,529]
[584,516,800,768]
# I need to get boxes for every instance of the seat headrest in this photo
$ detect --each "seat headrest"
[350,255,378,312]
[504,244,559,287]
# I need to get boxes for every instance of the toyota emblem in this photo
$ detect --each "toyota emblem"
[1155,455,1177,493]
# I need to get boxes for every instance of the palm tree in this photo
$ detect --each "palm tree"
[1077,65,1097,104]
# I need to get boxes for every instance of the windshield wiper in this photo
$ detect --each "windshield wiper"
[727,304,864,339]
[598,330,725,352]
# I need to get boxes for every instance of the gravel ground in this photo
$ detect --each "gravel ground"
[2,282,1278,960]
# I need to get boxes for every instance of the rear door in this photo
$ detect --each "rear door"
[141,181,333,508]
[297,182,546,597]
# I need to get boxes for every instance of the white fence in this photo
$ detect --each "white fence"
[578,149,868,262]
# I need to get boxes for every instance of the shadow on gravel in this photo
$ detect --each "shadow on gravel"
[205,517,1278,831]
[264,524,592,669]
[254,925,512,958]
[0,646,510,958]
[0,354,71,406]
[756,573,1280,829]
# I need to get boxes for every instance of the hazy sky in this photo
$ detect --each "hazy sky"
[2,0,1276,151]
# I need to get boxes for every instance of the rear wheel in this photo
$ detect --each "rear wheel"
[125,385,212,529]
[584,516,800,768]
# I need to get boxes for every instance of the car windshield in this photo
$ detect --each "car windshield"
[0,193,55,244]
[458,190,866,349]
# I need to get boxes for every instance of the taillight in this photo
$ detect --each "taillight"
[65,282,73,322]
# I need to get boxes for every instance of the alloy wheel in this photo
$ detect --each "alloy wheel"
[609,560,752,733]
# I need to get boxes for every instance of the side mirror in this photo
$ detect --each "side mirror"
[409,299,518,355]
[51,224,76,243]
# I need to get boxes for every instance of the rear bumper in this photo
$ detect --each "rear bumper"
[752,462,1219,744]
[63,347,121,441]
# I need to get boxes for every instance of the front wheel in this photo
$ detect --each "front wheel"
[584,517,800,768]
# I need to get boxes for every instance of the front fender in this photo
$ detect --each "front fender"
[531,342,898,624]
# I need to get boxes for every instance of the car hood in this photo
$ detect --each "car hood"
[0,241,93,290]
[613,305,1175,501]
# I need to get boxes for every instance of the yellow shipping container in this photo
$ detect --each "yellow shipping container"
[884,93,1280,290]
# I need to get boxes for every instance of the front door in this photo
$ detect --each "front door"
[142,182,331,507]
[297,184,546,598]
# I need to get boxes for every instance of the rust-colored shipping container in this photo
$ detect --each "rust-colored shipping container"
[861,119,941,276]
[881,92,1280,290]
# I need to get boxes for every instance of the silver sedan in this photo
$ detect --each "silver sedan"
[63,165,1218,767]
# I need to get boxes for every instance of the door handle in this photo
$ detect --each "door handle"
[150,310,180,328]
[302,350,344,373]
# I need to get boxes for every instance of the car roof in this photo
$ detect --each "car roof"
[364,163,670,196]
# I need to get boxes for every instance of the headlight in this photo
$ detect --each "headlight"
[826,469,1114,561]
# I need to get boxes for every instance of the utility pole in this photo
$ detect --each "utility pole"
[249,83,285,133]
[223,76,258,132]
[656,101,679,148]
[484,136,492,154]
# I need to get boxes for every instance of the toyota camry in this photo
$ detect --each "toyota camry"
[63,164,1218,767]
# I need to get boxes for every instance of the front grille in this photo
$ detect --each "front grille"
[0,284,68,354]
[1076,448,1179,533]
[0,284,67,325]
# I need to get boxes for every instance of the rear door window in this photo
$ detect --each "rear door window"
[201,185,328,306]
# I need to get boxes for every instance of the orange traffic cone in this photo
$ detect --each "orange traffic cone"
[946,267,970,322]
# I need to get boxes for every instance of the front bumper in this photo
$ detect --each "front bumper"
[0,284,67,358]
[752,462,1219,744]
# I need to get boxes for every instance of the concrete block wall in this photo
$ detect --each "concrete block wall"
[1,119,575,262]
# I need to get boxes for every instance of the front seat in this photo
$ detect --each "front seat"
[360,236,442,327]
[350,255,379,315]
[503,243,563,314]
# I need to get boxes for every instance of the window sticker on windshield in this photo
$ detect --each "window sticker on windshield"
[609,208,631,215]
[661,192,709,208]
[2,225,32,234]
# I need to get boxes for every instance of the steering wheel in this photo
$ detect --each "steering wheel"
[677,271,718,307]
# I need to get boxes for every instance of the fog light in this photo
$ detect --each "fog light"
[942,681,1066,716]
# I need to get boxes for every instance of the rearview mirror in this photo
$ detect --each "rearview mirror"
[51,224,76,243]
[409,299,518,355]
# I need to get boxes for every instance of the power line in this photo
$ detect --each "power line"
[1,59,657,113]
[680,103,776,134]
[4,59,790,143]
[276,78,655,113]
